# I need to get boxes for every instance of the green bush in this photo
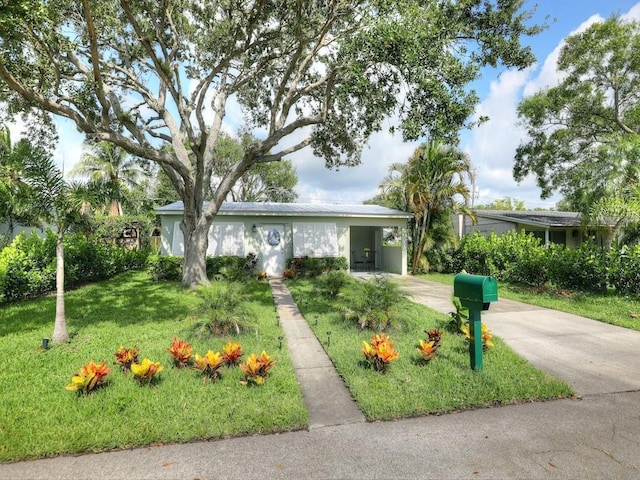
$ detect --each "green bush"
[341,275,408,331]
[546,242,607,292]
[287,256,348,277]
[193,281,254,336]
[0,231,151,303]
[147,254,254,282]
[316,270,349,298]
[607,245,640,295]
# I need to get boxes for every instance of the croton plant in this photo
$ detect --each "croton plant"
[65,360,111,394]
[240,351,276,385]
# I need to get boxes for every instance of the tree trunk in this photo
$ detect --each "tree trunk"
[52,230,69,343]
[181,216,211,288]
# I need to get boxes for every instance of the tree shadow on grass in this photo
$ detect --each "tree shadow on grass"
[0,271,197,338]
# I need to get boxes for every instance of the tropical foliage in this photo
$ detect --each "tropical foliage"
[65,360,111,394]
[240,351,276,385]
[167,336,193,368]
[380,141,474,273]
[131,358,163,385]
[69,141,147,216]
[193,350,225,381]
[361,333,400,373]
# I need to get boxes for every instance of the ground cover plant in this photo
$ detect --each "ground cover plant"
[0,271,307,463]
[287,276,572,421]
[425,272,640,332]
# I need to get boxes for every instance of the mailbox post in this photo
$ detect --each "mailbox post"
[453,273,498,371]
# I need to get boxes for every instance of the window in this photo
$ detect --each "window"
[293,223,338,257]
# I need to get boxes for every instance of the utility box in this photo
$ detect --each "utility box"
[453,273,499,372]
[453,273,498,311]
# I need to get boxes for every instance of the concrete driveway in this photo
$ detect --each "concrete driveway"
[396,275,640,396]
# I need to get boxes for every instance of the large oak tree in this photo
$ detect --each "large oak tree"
[514,16,640,212]
[0,0,541,286]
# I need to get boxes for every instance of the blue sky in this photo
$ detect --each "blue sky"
[11,1,640,209]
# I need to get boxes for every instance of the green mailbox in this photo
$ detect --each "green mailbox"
[453,273,499,371]
[453,274,498,311]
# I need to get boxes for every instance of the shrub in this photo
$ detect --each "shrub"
[287,256,348,278]
[609,245,640,294]
[240,351,276,385]
[194,281,253,336]
[167,336,193,367]
[361,333,399,373]
[131,359,163,385]
[341,275,408,331]
[546,241,607,292]
[65,360,111,394]
[0,231,151,303]
[114,346,139,372]
[221,341,244,366]
[316,270,349,298]
[147,254,183,281]
[193,351,225,381]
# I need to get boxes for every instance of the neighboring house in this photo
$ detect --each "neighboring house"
[155,202,412,277]
[454,210,611,248]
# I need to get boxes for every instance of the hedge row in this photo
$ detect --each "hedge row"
[148,254,350,282]
[447,231,640,295]
[0,231,150,303]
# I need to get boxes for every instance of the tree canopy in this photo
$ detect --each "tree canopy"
[514,16,640,212]
[0,0,542,285]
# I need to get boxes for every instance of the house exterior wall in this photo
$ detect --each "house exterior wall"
[158,213,408,275]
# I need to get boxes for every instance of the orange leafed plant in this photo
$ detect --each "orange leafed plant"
[416,339,437,363]
[167,336,193,367]
[222,341,243,366]
[66,360,111,394]
[193,350,225,380]
[114,346,139,372]
[463,323,494,351]
[362,334,399,373]
[240,351,276,385]
[131,358,163,385]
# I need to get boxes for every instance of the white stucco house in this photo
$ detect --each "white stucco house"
[155,202,412,277]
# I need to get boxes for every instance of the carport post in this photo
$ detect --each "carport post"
[468,309,483,371]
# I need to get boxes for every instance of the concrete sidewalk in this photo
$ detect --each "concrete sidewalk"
[2,276,640,479]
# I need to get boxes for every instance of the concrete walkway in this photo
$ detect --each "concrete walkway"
[2,276,640,479]
[270,279,365,428]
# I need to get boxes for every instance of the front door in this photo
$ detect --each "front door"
[261,224,286,277]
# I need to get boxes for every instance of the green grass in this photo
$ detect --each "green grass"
[287,277,573,421]
[424,272,640,331]
[0,271,307,463]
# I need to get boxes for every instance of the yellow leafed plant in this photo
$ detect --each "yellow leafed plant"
[65,360,111,394]
[193,350,224,380]
[362,334,399,373]
[131,358,163,385]
[240,351,276,385]
[221,341,243,366]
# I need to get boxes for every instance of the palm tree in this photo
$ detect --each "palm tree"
[22,147,94,343]
[0,128,42,235]
[381,141,474,273]
[69,141,144,215]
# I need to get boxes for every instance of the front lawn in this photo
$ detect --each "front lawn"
[424,272,640,331]
[287,277,573,421]
[0,271,307,463]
